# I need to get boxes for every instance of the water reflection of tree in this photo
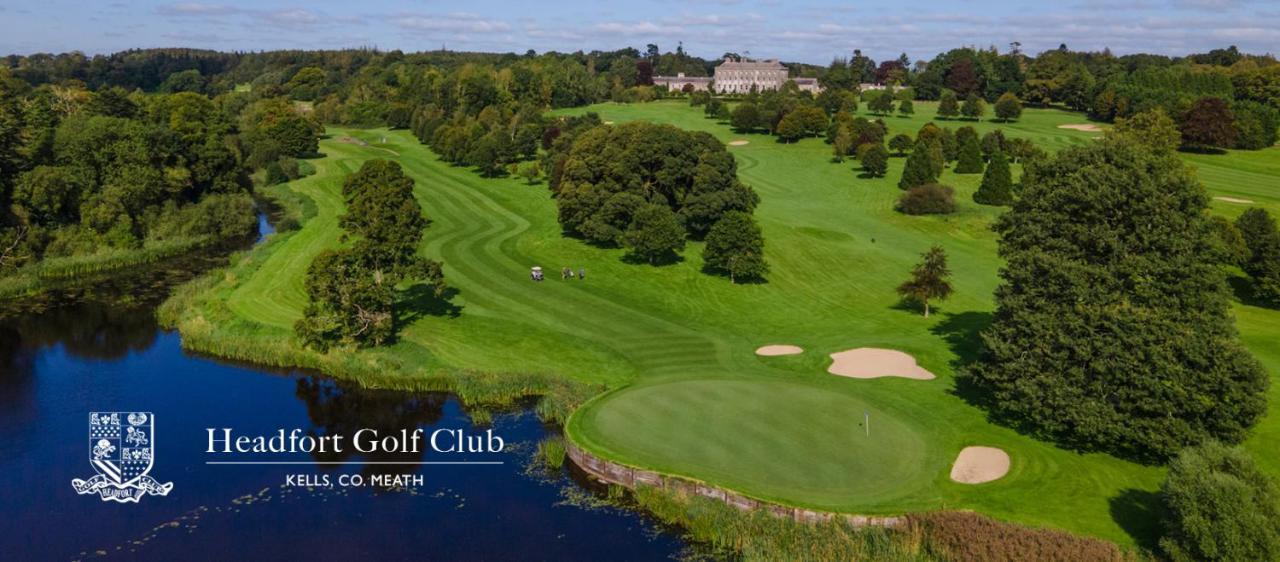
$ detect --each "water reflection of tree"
[294,376,447,484]
[2,300,158,361]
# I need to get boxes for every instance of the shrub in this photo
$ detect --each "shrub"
[897,184,956,215]
[1160,441,1280,562]
[913,511,1137,562]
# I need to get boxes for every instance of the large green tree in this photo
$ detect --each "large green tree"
[624,203,686,264]
[702,211,767,283]
[297,160,446,350]
[968,137,1268,462]
[1160,441,1280,562]
[552,121,758,245]
[1236,208,1280,303]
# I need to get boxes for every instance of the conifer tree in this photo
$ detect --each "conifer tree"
[898,141,939,190]
[937,91,959,119]
[954,133,984,174]
[973,151,1013,205]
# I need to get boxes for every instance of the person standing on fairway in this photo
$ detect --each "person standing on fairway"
[578,267,585,280]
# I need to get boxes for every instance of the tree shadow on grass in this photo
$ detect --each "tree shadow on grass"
[929,310,996,409]
[399,285,462,323]
[620,251,685,267]
[1109,488,1165,554]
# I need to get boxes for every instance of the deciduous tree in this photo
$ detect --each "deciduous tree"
[994,92,1022,121]
[624,203,686,264]
[1160,441,1280,562]
[961,93,986,120]
[1181,97,1237,150]
[702,211,768,283]
[888,133,914,156]
[1236,208,1280,303]
[860,143,889,177]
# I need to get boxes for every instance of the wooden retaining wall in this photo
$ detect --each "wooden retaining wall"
[566,442,903,528]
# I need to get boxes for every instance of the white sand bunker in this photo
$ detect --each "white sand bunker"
[1215,196,1255,204]
[826,348,936,380]
[756,345,803,356]
[1058,123,1103,132]
[604,121,615,125]
[728,140,750,146]
[950,446,1011,484]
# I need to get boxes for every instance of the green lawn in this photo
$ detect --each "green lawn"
[179,100,1280,548]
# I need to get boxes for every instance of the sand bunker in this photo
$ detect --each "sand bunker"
[950,446,1011,484]
[1058,123,1103,132]
[604,121,615,125]
[1214,196,1255,204]
[728,140,750,146]
[826,348,936,380]
[756,345,804,356]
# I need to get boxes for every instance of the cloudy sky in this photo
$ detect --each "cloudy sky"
[1,0,1276,64]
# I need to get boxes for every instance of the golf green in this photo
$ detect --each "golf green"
[570,378,937,510]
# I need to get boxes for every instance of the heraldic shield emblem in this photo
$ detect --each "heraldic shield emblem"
[71,412,174,503]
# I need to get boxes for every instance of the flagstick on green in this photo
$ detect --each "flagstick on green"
[865,411,870,437]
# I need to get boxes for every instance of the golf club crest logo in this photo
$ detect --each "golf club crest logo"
[71,412,173,503]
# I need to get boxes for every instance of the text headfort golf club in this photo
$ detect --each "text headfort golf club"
[205,428,505,455]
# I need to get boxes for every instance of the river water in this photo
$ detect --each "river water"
[0,217,688,561]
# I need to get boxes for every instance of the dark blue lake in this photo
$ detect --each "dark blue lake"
[0,237,688,561]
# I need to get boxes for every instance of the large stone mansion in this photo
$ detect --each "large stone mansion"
[654,58,821,94]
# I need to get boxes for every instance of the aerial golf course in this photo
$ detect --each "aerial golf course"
[168,99,1280,547]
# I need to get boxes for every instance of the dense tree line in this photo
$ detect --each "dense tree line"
[295,160,445,350]
[967,136,1268,462]
[0,67,321,275]
[545,120,766,280]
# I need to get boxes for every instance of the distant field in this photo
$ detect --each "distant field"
[177,100,1280,547]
